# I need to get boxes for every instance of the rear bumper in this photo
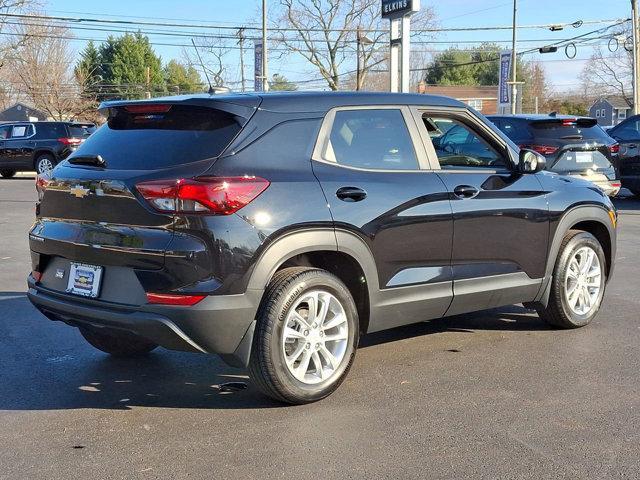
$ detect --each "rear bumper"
[27,277,262,367]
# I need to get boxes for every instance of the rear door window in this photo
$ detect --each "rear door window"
[326,109,419,170]
[10,124,34,138]
[0,125,10,139]
[36,123,67,139]
[72,105,244,170]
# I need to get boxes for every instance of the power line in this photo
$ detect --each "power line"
[0,12,629,35]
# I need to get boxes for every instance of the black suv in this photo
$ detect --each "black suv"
[488,114,620,197]
[605,114,640,196]
[27,93,617,404]
[0,121,96,177]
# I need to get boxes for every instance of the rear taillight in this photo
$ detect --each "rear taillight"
[146,293,205,306]
[611,181,621,188]
[35,174,50,200]
[31,271,42,283]
[520,144,559,156]
[561,118,577,126]
[136,176,270,215]
[610,143,620,154]
[58,137,83,146]
[124,104,172,114]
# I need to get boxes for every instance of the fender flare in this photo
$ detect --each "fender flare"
[246,228,380,294]
[533,204,616,304]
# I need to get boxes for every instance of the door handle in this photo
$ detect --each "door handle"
[628,144,638,149]
[453,185,479,199]
[336,186,367,202]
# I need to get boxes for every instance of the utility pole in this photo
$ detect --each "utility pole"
[510,0,518,114]
[237,28,246,93]
[633,0,640,114]
[262,0,269,92]
[145,66,151,99]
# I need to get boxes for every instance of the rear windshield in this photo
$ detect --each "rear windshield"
[551,150,613,174]
[71,105,243,170]
[68,124,96,137]
[530,119,611,142]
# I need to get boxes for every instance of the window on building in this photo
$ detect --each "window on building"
[595,110,600,118]
[601,109,606,118]
[618,109,627,120]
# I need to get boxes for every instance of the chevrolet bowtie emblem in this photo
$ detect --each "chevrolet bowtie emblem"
[70,185,90,198]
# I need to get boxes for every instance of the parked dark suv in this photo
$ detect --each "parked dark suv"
[0,121,96,177]
[605,114,640,196]
[488,114,621,196]
[27,93,617,404]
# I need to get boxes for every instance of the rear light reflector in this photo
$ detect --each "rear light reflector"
[58,137,83,146]
[520,144,559,156]
[124,104,172,114]
[610,143,620,154]
[611,181,621,187]
[146,293,206,306]
[136,176,270,215]
[31,271,42,282]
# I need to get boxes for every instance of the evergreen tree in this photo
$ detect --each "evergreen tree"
[164,60,203,94]
[269,73,298,91]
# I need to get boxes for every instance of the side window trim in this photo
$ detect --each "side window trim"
[410,107,517,172]
[312,105,430,171]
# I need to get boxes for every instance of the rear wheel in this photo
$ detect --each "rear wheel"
[0,169,16,178]
[536,230,606,328]
[249,267,359,404]
[35,154,55,175]
[79,327,158,357]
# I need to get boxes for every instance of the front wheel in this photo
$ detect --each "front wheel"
[249,267,359,404]
[537,230,606,328]
[79,327,158,357]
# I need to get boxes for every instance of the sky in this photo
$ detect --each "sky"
[41,0,635,92]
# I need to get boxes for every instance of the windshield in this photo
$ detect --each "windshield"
[551,149,613,174]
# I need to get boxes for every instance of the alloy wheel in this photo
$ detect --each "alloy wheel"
[281,290,349,385]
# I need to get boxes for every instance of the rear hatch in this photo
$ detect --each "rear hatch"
[524,117,618,182]
[31,96,260,304]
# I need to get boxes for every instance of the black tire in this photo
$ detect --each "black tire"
[249,267,359,404]
[34,154,55,175]
[536,230,607,329]
[79,327,158,357]
[0,169,16,178]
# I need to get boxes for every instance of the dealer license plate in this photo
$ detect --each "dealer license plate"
[66,263,103,298]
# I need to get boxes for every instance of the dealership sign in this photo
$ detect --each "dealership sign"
[498,50,512,109]
[381,0,420,19]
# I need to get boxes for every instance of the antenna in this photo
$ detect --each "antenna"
[191,38,214,94]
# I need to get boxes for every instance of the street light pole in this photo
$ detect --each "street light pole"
[262,0,269,92]
[510,0,518,114]
[633,0,640,114]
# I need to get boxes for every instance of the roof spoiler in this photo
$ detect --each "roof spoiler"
[98,96,262,121]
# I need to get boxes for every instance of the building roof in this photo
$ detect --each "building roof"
[594,96,631,110]
[421,85,498,100]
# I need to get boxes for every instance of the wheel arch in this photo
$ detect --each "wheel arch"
[246,228,378,335]
[532,204,616,306]
[33,149,56,168]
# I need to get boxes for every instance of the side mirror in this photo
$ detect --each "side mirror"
[519,149,546,173]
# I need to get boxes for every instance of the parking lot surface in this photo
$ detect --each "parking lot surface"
[1,176,640,479]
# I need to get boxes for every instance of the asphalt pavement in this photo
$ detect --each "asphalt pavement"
[1,176,640,479]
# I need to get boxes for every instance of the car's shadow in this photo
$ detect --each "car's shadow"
[1,292,548,411]
[613,190,640,213]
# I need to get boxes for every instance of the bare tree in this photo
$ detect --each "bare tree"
[272,0,436,91]
[183,39,230,88]
[0,0,36,69]
[580,38,633,106]
[8,18,95,120]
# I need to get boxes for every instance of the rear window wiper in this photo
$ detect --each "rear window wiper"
[68,154,106,168]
